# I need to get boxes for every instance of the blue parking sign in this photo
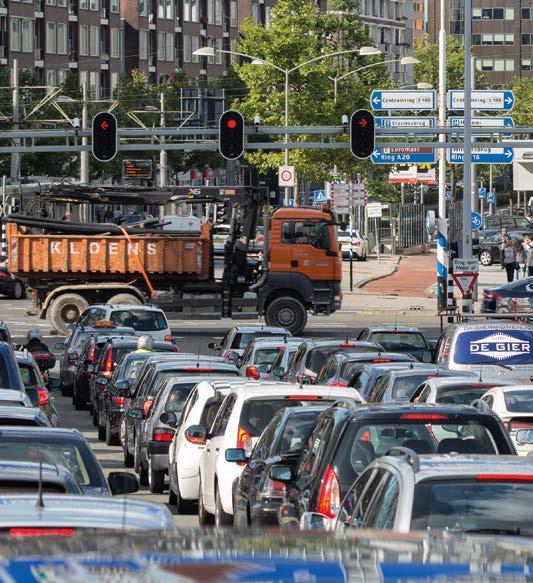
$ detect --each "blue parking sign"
[487,191,495,204]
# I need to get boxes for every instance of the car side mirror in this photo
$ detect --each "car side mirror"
[516,429,533,445]
[108,472,139,495]
[269,464,293,482]
[160,411,178,427]
[115,380,130,391]
[47,377,62,392]
[301,376,311,385]
[225,448,247,463]
[300,512,330,531]
[185,424,207,445]
[96,376,108,386]
[127,408,143,419]
[208,342,219,351]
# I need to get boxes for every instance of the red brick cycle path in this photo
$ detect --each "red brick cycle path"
[363,255,436,297]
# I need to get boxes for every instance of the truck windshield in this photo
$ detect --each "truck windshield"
[282,221,331,250]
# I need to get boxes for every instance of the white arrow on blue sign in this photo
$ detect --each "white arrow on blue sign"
[370,90,437,111]
[375,116,436,129]
[447,90,515,111]
[449,116,514,138]
[449,147,513,164]
[478,187,486,199]
[372,147,436,164]
[487,191,495,204]
[472,212,484,231]
[445,190,452,201]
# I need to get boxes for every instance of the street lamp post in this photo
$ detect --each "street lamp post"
[194,45,380,206]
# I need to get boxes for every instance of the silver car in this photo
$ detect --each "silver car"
[435,320,533,383]
[239,337,304,380]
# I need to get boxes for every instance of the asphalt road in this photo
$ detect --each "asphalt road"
[0,297,444,528]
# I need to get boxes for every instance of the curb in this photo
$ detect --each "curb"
[353,256,402,289]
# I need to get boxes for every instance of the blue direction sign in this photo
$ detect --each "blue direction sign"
[449,116,514,138]
[449,147,514,164]
[448,90,515,111]
[370,90,437,111]
[478,187,486,199]
[487,191,495,204]
[375,116,436,129]
[472,212,484,231]
[371,147,436,164]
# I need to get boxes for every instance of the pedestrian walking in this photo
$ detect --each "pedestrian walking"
[501,237,517,283]
[515,239,526,279]
[525,235,533,278]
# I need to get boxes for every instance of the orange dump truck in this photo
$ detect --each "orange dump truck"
[7,204,342,335]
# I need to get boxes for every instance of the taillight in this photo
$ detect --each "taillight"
[476,474,533,482]
[261,478,286,500]
[67,352,78,366]
[86,343,96,363]
[371,358,393,363]
[400,413,448,420]
[330,381,348,388]
[509,420,533,430]
[317,465,340,519]
[340,343,355,348]
[237,426,253,461]
[113,396,127,406]
[484,291,502,301]
[37,387,49,406]
[164,334,173,342]
[256,235,264,243]
[181,367,214,372]
[102,348,113,377]
[9,528,75,537]
[284,395,322,400]
[246,366,260,380]
[142,399,154,417]
[152,427,175,442]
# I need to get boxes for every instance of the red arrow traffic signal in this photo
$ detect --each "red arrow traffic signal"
[100,120,110,131]
[350,109,375,159]
[92,111,118,162]
[358,118,367,128]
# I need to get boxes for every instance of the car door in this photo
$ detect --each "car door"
[203,393,236,510]
[344,468,386,529]
[169,386,200,479]
[360,470,400,530]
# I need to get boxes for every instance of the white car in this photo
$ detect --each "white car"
[77,304,172,343]
[209,325,291,361]
[480,385,533,455]
[167,378,246,513]
[337,229,367,261]
[197,382,363,527]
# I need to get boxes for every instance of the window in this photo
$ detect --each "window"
[215,0,221,24]
[59,69,68,83]
[191,0,198,20]
[208,38,215,64]
[476,59,514,72]
[46,69,58,86]
[46,0,56,5]
[111,27,120,58]
[183,34,191,62]
[158,0,164,18]
[265,6,272,27]
[522,58,532,71]
[139,0,147,16]
[281,221,331,250]
[89,0,98,9]
[230,38,237,63]
[166,32,174,61]
[10,18,33,53]
[191,36,199,62]
[207,0,213,23]
[89,25,99,56]
[522,8,533,19]
[211,394,235,437]
[476,7,513,19]
[56,0,66,6]
[111,0,119,11]
[89,71,99,98]
[296,418,332,486]
[166,0,173,19]
[57,22,67,54]
[10,18,20,52]
[350,469,386,528]
[522,33,532,45]
[230,0,237,26]
[183,0,190,20]
[215,38,222,64]
[338,468,375,528]
[251,3,260,23]
[111,72,119,95]
[80,0,88,8]
[139,30,148,59]
[157,31,165,60]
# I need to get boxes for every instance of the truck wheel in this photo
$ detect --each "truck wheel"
[9,280,24,300]
[48,293,89,335]
[107,293,143,306]
[265,296,307,335]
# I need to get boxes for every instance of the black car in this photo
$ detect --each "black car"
[481,276,533,313]
[120,355,239,474]
[475,232,531,267]
[92,337,176,437]
[232,406,326,528]
[277,403,516,526]
[0,427,138,496]
[0,268,25,300]
[355,326,433,362]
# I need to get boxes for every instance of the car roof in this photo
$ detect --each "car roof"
[0,390,29,401]
[228,382,363,400]
[152,360,238,372]
[385,367,468,378]
[343,403,498,420]
[92,304,166,313]
[248,337,295,348]
[0,406,45,419]
[231,326,290,334]
[0,427,84,440]
[160,375,245,387]
[82,326,136,335]
[446,320,533,332]
[0,460,74,479]
[0,496,175,531]
[487,384,533,392]
[365,325,422,333]
[341,352,416,363]
[424,376,503,389]
[144,353,226,365]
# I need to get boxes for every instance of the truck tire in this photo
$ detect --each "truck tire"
[107,293,143,306]
[49,293,89,335]
[265,296,307,336]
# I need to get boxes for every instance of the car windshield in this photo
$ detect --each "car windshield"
[0,439,100,488]
[346,420,499,474]
[504,390,533,412]
[454,329,533,366]
[18,363,40,388]
[164,382,198,413]
[369,332,427,350]
[391,374,437,400]
[306,346,375,375]
[110,310,167,332]
[411,479,533,534]
[239,398,336,437]
[436,385,497,405]
[254,348,279,366]
[279,411,323,455]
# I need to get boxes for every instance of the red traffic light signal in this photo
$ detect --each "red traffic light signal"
[92,111,118,162]
[219,110,244,160]
[350,109,375,160]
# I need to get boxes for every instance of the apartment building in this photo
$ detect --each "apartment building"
[428,0,532,85]
[413,0,426,38]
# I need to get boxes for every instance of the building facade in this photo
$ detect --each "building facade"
[428,0,531,86]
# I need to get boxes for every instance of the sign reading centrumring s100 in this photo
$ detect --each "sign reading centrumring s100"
[92,111,118,162]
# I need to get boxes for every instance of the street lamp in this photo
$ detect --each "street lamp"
[194,44,381,205]
[329,56,420,103]
[400,82,433,90]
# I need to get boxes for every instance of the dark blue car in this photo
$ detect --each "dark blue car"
[481,276,533,313]
[0,341,26,391]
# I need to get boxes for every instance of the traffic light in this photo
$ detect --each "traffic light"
[350,109,375,159]
[92,111,118,162]
[219,110,244,160]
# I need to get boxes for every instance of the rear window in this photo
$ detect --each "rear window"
[391,374,437,400]
[306,346,375,374]
[436,385,496,405]
[164,382,198,413]
[411,479,533,533]
[368,332,427,351]
[110,310,167,332]
[253,348,279,366]
[231,332,282,349]
[18,363,40,388]
[504,390,533,412]
[342,419,503,475]
[279,411,323,455]
[239,398,335,437]
[0,482,67,494]
[74,332,92,351]
[123,357,146,380]
[454,329,533,366]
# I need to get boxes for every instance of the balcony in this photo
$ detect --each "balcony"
[34,48,44,67]
[0,45,6,64]
[68,48,78,67]
[34,0,44,16]
[100,7,108,22]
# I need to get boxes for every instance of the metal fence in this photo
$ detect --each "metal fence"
[396,203,427,250]
[448,201,463,243]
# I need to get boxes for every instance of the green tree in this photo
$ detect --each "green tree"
[231,0,392,186]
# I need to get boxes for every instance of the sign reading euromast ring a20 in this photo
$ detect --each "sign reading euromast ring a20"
[370,90,437,111]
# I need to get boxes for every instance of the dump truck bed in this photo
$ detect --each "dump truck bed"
[6,222,211,281]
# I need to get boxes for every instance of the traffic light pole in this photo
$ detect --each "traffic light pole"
[284,70,290,207]
[80,82,89,185]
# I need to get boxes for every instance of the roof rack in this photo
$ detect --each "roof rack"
[385,446,420,472]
